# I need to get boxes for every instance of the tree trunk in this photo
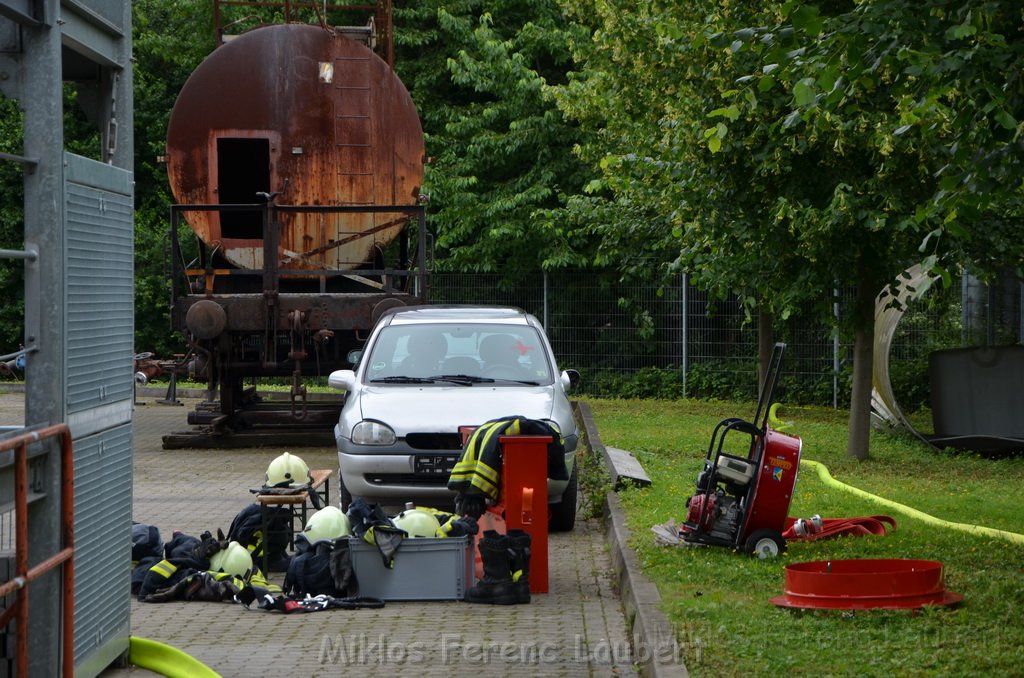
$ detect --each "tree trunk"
[757,307,775,396]
[847,274,876,460]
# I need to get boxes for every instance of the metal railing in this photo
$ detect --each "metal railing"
[0,423,75,678]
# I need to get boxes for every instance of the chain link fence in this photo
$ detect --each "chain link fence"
[429,270,1019,409]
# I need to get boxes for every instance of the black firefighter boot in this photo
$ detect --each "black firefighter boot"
[507,529,532,604]
[466,530,516,605]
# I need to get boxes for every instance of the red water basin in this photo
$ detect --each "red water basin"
[770,559,963,610]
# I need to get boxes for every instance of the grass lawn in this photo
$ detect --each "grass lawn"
[583,397,1024,677]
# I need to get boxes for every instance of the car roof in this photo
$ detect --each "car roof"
[381,304,534,325]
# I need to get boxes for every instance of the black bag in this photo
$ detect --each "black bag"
[283,538,355,598]
[227,502,290,565]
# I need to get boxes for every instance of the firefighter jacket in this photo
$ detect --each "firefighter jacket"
[447,416,567,503]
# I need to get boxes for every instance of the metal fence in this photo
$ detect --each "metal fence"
[429,270,1018,408]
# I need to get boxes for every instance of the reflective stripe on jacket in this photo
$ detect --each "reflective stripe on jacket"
[448,417,565,502]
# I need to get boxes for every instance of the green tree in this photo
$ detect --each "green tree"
[396,0,592,277]
[721,1,1024,458]
[131,0,215,356]
[554,0,1022,459]
[0,96,25,358]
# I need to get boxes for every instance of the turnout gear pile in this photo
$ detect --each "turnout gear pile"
[132,526,280,603]
[448,416,567,513]
[130,447,500,610]
[345,499,479,568]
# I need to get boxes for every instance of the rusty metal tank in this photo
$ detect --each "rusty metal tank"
[166,23,424,272]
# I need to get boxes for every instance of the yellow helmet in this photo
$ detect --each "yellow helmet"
[209,541,253,580]
[265,452,311,488]
[392,508,441,538]
[298,506,351,547]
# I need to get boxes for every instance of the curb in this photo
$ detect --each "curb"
[576,402,689,678]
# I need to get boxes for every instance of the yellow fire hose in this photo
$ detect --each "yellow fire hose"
[800,458,1024,546]
[128,637,221,678]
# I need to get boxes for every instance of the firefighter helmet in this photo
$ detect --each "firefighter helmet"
[298,506,351,547]
[209,541,253,580]
[265,452,311,488]
[392,508,441,538]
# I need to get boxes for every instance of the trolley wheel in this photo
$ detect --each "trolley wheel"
[744,529,787,559]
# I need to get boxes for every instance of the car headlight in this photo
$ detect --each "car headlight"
[351,420,396,445]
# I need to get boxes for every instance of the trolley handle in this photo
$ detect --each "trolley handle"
[706,418,762,461]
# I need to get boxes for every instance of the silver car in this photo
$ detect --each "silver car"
[328,305,580,531]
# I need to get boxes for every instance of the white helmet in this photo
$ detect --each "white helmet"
[392,508,441,538]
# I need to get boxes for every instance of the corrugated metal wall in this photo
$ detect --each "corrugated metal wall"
[64,153,134,673]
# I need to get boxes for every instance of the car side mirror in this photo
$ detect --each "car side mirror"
[561,369,580,391]
[328,369,356,391]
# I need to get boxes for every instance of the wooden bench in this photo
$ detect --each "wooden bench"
[255,469,332,573]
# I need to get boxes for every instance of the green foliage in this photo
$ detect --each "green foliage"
[0,95,25,355]
[131,0,216,355]
[888,358,931,412]
[550,0,1024,458]
[575,366,685,400]
[745,1,1024,281]
[574,419,612,520]
[588,397,1024,675]
[0,80,106,355]
[395,0,593,277]
[684,360,757,403]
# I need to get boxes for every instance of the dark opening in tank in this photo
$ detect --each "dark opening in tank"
[217,137,269,239]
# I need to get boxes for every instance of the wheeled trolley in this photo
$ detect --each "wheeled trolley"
[680,343,803,557]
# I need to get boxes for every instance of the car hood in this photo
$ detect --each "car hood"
[351,384,564,434]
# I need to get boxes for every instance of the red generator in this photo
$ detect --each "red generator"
[681,343,803,557]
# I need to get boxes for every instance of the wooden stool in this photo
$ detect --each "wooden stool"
[255,469,332,573]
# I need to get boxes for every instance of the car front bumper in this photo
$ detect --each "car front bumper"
[337,433,578,507]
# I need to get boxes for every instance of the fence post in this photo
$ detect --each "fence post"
[543,269,549,330]
[681,272,688,398]
[833,290,840,409]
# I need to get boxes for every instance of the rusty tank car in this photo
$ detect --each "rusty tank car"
[163,12,427,446]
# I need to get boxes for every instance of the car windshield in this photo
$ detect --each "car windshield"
[364,323,554,384]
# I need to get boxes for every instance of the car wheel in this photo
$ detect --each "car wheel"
[549,462,578,533]
[339,475,353,511]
